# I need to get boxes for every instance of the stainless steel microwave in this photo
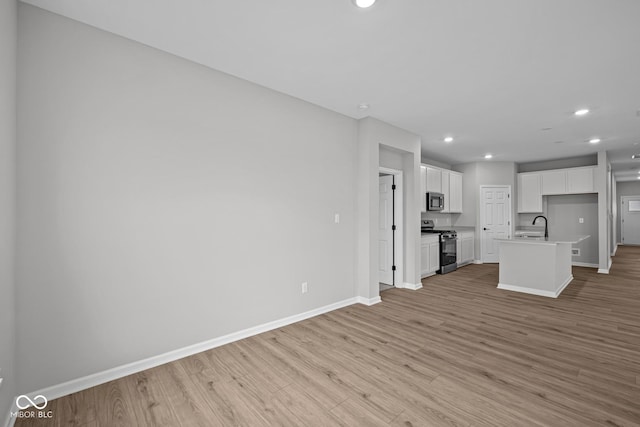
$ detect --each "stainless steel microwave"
[427,192,444,211]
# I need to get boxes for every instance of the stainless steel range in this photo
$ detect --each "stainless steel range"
[421,219,458,274]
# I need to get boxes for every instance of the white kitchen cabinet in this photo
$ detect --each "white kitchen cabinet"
[566,167,595,194]
[420,165,427,212]
[421,235,440,278]
[425,166,442,193]
[540,166,597,195]
[424,165,463,213]
[518,166,597,213]
[448,172,463,213]
[441,170,450,212]
[541,170,567,195]
[456,231,474,266]
[517,173,543,213]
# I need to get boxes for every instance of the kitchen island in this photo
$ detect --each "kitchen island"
[496,235,589,298]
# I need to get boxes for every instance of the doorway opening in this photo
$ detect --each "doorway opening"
[379,167,404,292]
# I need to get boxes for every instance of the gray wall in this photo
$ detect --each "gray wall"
[17,5,358,393]
[616,181,640,243]
[421,157,452,170]
[546,194,599,265]
[452,162,517,259]
[517,154,597,172]
[0,0,17,419]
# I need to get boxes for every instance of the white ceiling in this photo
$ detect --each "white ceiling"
[21,0,640,181]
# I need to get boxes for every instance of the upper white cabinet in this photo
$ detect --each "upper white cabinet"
[441,171,450,211]
[425,167,442,193]
[517,166,596,213]
[518,173,542,213]
[566,167,595,194]
[422,164,463,213]
[448,172,463,213]
[541,166,596,195]
[541,170,566,195]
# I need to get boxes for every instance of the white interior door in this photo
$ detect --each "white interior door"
[621,196,640,245]
[480,186,511,263]
[379,175,394,285]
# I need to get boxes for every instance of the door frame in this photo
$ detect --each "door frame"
[479,185,513,263]
[379,167,404,287]
[621,195,640,245]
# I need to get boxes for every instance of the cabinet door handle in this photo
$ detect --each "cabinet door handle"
[483,227,489,231]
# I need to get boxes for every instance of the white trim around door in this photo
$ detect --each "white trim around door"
[379,167,404,288]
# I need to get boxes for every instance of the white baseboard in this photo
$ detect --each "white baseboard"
[356,296,381,306]
[473,260,483,264]
[497,275,573,299]
[612,244,618,256]
[572,262,598,268]
[597,258,613,274]
[7,296,361,418]
[402,282,423,290]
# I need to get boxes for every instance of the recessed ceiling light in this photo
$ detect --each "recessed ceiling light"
[574,108,590,116]
[484,154,493,159]
[353,0,376,8]
[358,103,370,110]
[444,136,454,143]
[589,138,601,144]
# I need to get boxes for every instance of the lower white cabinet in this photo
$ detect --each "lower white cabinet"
[421,235,440,278]
[456,231,475,266]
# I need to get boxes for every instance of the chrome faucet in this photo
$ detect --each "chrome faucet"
[532,215,549,239]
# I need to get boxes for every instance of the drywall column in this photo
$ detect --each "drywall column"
[0,0,17,421]
[357,118,421,300]
[356,120,379,301]
[596,151,611,273]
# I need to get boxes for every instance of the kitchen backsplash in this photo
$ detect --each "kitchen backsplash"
[421,212,453,227]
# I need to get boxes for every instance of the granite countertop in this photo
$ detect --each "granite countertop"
[497,235,590,245]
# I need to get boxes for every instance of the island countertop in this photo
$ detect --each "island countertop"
[496,235,590,245]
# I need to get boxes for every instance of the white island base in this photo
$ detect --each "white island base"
[497,240,574,298]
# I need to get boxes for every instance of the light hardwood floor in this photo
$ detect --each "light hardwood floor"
[15,246,640,426]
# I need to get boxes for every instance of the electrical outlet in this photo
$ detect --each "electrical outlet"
[301,282,308,294]
[579,218,584,223]
[334,213,340,224]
